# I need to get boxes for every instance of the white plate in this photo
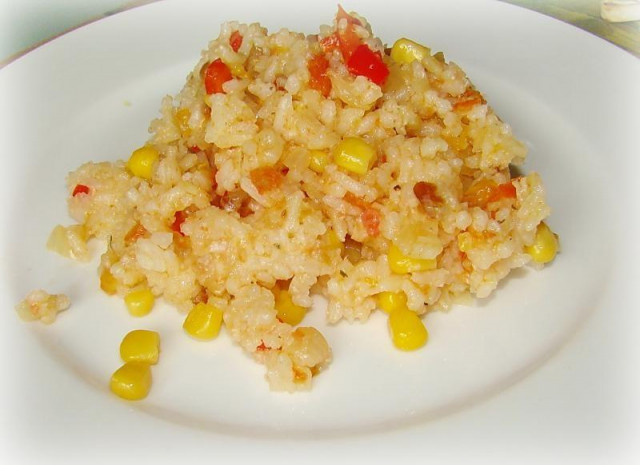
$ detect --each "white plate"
[1,0,639,462]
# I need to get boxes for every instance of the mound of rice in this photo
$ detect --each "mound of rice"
[54,8,553,391]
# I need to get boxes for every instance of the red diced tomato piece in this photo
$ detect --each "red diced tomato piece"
[229,30,243,52]
[320,33,340,53]
[453,88,485,112]
[124,223,148,245]
[347,44,389,85]
[171,210,187,235]
[250,166,285,194]
[336,5,362,26]
[489,181,517,203]
[343,192,369,210]
[413,182,442,207]
[204,59,233,94]
[307,54,332,97]
[72,184,90,197]
[361,207,381,237]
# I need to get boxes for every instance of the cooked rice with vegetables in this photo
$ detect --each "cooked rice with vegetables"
[39,7,558,392]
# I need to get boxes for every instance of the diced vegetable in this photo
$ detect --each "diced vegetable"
[333,137,376,175]
[334,5,362,60]
[100,268,118,295]
[488,181,517,203]
[526,222,559,264]
[377,291,408,314]
[453,88,485,112]
[387,243,437,274]
[127,146,159,180]
[413,181,442,207]
[183,302,224,340]
[390,38,430,64]
[110,362,152,401]
[120,330,160,365]
[361,207,381,237]
[124,288,155,317]
[388,308,428,351]
[308,54,332,97]
[250,166,285,194]
[273,286,307,326]
[347,44,389,85]
[463,179,516,208]
[309,149,330,173]
[204,58,233,94]
[72,184,90,197]
[124,222,149,245]
[322,228,343,251]
[171,210,187,235]
[229,30,243,52]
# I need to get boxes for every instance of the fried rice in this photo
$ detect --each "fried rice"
[48,7,555,392]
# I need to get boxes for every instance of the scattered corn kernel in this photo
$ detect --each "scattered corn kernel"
[124,288,155,317]
[127,146,159,180]
[390,38,430,64]
[100,268,118,295]
[388,308,428,351]
[387,243,437,274]
[183,302,224,340]
[333,137,376,175]
[377,291,408,314]
[526,221,559,264]
[110,362,152,401]
[274,287,307,326]
[120,330,160,365]
[309,149,330,173]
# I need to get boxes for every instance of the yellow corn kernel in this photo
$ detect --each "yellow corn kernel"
[377,291,408,314]
[273,287,307,326]
[183,302,223,340]
[120,330,160,365]
[227,62,247,78]
[390,38,430,64]
[387,243,437,274]
[388,308,428,351]
[100,268,118,295]
[526,222,559,264]
[124,288,155,317]
[333,137,376,175]
[110,362,152,401]
[322,228,343,250]
[309,150,330,173]
[175,108,191,136]
[127,146,159,180]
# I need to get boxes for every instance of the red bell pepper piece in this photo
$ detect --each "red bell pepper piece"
[72,184,90,196]
[347,44,389,85]
[204,59,232,94]
[229,31,243,52]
